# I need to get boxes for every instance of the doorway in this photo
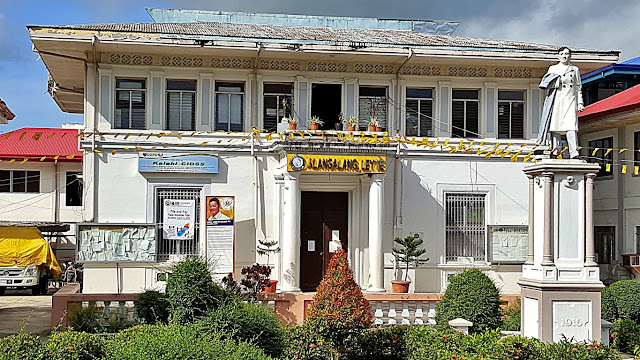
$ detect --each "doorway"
[300,191,349,292]
[311,83,342,130]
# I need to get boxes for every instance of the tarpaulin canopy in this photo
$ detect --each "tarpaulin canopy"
[0,226,61,275]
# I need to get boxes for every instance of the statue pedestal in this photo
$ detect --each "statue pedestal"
[519,159,604,342]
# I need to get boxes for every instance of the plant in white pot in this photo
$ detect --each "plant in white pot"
[391,236,429,293]
[256,237,281,293]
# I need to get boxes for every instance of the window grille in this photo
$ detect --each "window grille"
[451,89,479,138]
[497,90,525,139]
[114,79,146,129]
[358,86,387,131]
[406,88,433,137]
[594,226,615,264]
[445,193,486,262]
[156,188,201,259]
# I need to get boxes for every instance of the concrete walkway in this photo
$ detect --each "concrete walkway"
[0,289,54,338]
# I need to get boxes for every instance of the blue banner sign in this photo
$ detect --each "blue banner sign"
[138,152,219,174]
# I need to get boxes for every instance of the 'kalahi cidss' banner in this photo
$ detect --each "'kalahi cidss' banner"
[206,196,235,274]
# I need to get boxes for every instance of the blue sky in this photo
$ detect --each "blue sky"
[1,0,638,132]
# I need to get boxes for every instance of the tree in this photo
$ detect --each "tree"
[392,236,429,281]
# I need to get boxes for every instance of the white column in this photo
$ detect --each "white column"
[368,174,386,292]
[280,172,301,292]
[585,173,597,266]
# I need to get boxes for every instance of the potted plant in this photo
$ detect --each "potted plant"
[367,117,380,132]
[391,235,429,293]
[287,117,298,130]
[343,115,358,131]
[256,237,280,293]
[309,116,324,131]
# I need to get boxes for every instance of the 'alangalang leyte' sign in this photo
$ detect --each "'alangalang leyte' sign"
[287,154,386,173]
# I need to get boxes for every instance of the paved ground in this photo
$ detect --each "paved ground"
[0,288,55,338]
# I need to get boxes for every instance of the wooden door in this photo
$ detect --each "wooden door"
[300,192,348,292]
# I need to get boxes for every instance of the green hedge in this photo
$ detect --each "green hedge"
[134,290,169,324]
[610,319,640,354]
[602,280,640,323]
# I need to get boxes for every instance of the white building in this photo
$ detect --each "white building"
[28,10,618,295]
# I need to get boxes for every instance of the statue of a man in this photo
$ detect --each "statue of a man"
[536,47,585,159]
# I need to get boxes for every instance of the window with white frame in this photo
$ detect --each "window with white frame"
[498,90,525,139]
[406,88,433,137]
[156,188,201,259]
[445,193,486,262]
[358,86,387,131]
[0,170,40,193]
[594,226,615,264]
[263,83,293,132]
[166,80,196,131]
[215,82,244,132]
[115,79,146,129]
[452,89,479,138]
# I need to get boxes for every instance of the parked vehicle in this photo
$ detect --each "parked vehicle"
[0,226,61,295]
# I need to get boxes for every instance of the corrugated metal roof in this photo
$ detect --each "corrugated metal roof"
[35,21,612,54]
[0,128,82,161]
[579,84,640,122]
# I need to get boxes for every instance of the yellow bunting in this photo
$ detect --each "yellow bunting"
[32,132,43,140]
[476,149,484,155]
[124,147,130,150]
[162,145,169,148]
[114,133,120,138]
[592,148,599,156]
[9,159,15,163]
[289,133,294,139]
[494,143,501,149]
[201,142,208,146]
[561,146,568,153]
[622,165,628,174]
[190,132,196,137]
[448,146,457,154]
[111,150,117,155]
[40,156,46,161]
[620,148,628,153]
[252,129,260,134]
[150,147,157,150]
[242,138,247,141]
[93,149,101,153]
[266,133,273,141]
[136,146,143,150]
[443,139,449,147]
[635,166,639,176]
[217,140,222,143]
[501,151,510,158]
[53,155,59,160]
[298,131,305,138]
[124,134,131,140]
[20,159,28,164]
[485,151,494,158]
[606,163,611,172]
[19,132,26,141]
[279,134,285,140]
[66,154,75,160]
[146,134,152,140]
[605,149,612,156]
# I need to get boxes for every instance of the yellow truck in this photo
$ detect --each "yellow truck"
[0,227,61,295]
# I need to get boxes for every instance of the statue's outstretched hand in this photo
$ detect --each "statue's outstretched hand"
[578,104,585,112]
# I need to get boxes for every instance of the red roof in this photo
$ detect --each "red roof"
[579,84,640,122]
[0,128,82,162]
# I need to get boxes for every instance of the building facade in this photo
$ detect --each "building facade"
[29,10,618,294]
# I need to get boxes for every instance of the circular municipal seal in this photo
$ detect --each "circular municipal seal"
[289,155,306,171]
[220,197,234,211]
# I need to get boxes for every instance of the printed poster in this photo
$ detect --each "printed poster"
[206,196,235,273]
[162,199,195,240]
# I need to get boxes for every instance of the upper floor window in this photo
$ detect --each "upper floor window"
[65,172,83,206]
[215,82,244,132]
[0,170,40,193]
[166,80,196,131]
[634,131,640,176]
[115,79,146,130]
[594,226,615,264]
[587,137,614,177]
[263,83,293,132]
[406,88,433,137]
[498,90,525,139]
[452,89,479,138]
[359,86,387,131]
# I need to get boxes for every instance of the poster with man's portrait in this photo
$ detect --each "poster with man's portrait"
[206,196,234,226]
[205,196,235,274]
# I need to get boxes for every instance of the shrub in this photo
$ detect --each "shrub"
[166,256,224,324]
[540,338,620,360]
[346,325,409,360]
[0,332,45,360]
[602,280,640,323]
[435,269,502,333]
[70,305,135,333]
[305,249,373,348]
[194,299,285,357]
[106,324,272,360]
[611,319,640,354]
[135,290,169,324]
[44,330,107,360]
[501,299,521,331]
[282,325,333,360]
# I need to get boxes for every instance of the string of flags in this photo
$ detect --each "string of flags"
[2,128,640,175]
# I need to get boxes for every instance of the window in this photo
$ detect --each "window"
[587,137,614,177]
[166,80,196,131]
[445,193,486,262]
[452,90,479,138]
[0,170,40,193]
[498,90,525,139]
[215,82,244,132]
[156,188,201,259]
[359,86,387,131]
[115,79,146,129]
[406,88,433,137]
[263,83,293,132]
[636,226,640,254]
[65,172,82,206]
[594,226,615,264]
[634,131,640,176]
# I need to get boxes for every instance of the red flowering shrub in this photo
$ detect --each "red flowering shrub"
[305,249,373,347]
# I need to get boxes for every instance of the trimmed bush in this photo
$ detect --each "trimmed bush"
[282,325,333,360]
[194,299,285,357]
[611,319,640,354]
[0,332,45,360]
[435,269,502,333]
[106,324,272,360]
[134,290,169,324]
[501,298,521,331]
[166,256,224,324]
[44,331,107,360]
[305,249,373,347]
[346,325,409,360]
[602,280,640,323]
